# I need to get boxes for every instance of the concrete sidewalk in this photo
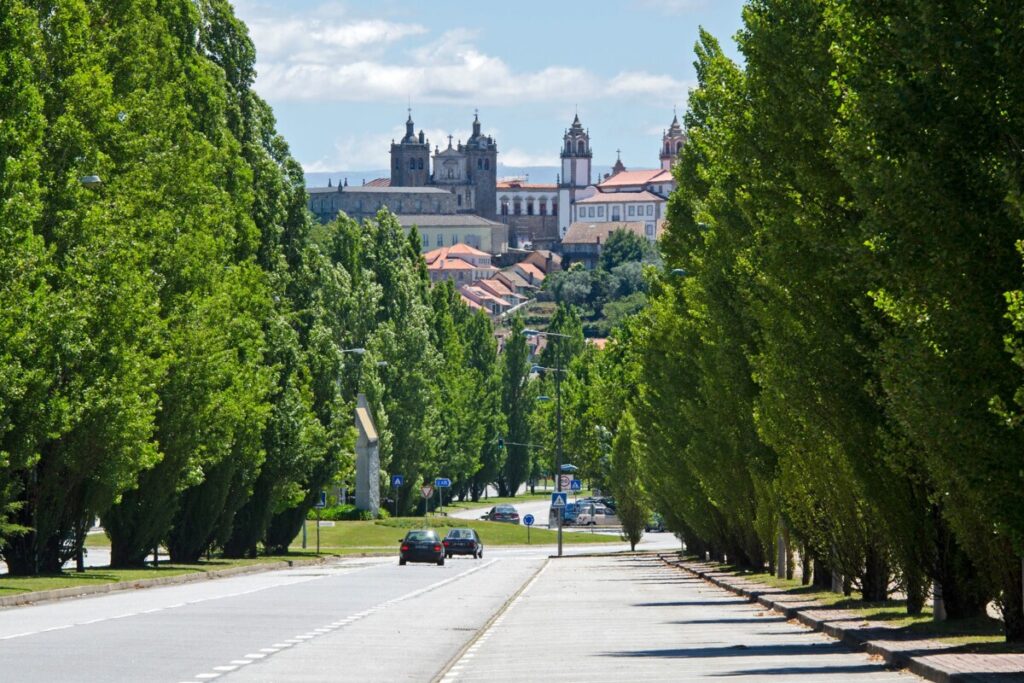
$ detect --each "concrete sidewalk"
[669,558,1024,683]
[436,553,919,682]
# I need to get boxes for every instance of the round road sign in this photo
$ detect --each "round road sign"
[523,513,535,526]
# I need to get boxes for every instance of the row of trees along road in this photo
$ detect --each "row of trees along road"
[583,0,1024,642]
[0,0,535,575]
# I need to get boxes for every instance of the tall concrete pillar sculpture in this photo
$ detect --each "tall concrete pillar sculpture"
[355,393,380,517]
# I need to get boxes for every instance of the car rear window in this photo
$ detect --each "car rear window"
[406,531,437,541]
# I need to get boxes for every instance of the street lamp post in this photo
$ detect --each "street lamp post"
[524,327,571,558]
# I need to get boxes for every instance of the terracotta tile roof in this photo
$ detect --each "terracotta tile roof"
[598,169,663,188]
[446,243,491,257]
[477,279,515,298]
[498,269,534,289]
[576,190,663,204]
[562,221,647,244]
[365,177,391,187]
[427,257,476,270]
[587,338,609,350]
[515,262,546,281]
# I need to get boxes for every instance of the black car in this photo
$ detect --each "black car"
[443,528,483,558]
[483,504,520,524]
[399,529,445,566]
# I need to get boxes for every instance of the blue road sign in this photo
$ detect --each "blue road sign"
[391,474,404,488]
[523,514,535,526]
[435,477,452,488]
[570,479,582,492]
[315,491,327,509]
[551,491,568,508]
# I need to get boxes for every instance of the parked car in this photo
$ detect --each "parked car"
[443,528,483,558]
[561,502,582,526]
[482,504,520,524]
[645,512,666,532]
[575,504,619,526]
[399,529,445,566]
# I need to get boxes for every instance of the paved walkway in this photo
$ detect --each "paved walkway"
[438,553,919,682]
[671,559,1024,683]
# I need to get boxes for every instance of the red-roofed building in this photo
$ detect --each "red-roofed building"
[424,245,498,284]
[571,190,665,242]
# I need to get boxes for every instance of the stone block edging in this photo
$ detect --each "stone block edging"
[660,555,1017,683]
[0,556,328,609]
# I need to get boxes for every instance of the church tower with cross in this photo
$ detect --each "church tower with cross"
[390,109,431,187]
[462,110,498,218]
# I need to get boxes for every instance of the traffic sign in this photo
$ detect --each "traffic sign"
[559,474,572,490]
[570,479,582,492]
[523,514,535,526]
[420,485,434,498]
[551,492,568,508]
[314,491,327,509]
[391,474,404,488]
[435,477,452,488]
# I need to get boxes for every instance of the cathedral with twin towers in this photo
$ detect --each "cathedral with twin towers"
[306,109,686,254]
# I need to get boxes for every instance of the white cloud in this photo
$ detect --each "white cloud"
[237,3,677,107]
[608,71,691,101]
[247,18,428,65]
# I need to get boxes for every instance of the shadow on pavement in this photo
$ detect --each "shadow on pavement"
[670,617,788,625]
[602,642,845,658]
[633,599,750,607]
[708,663,898,677]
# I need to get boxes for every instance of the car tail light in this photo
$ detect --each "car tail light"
[401,545,409,551]
[443,540,450,547]
[433,545,441,552]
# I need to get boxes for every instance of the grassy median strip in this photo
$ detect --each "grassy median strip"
[0,555,312,598]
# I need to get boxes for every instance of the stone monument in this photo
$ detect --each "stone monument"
[354,393,380,517]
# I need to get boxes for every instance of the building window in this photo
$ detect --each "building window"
[422,234,428,247]
[355,200,363,210]
[484,159,490,170]
[612,210,620,221]
[647,205,654,216]
[452,235,459,245]
[513,198,522,215]
[598,206,605,217]
[628,205,635,216]
[566,141,571,153]
[552,202,558,214]
[416,200,423,211]
[410,158,416,170]
[527,200,534,215]
[478,158,483,169]
[395,201,403,212]
[433,201,440,212]
[577,140,585,154]
[437,234,444,246]
[539,200,547,216]
[457,194,462,207]
[646,223,655,236]
[501,200,509,216]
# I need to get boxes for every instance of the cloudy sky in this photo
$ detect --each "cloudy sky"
[232,0,746,177]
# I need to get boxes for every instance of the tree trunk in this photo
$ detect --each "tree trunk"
[801,547,812,585]
[998,554,1024,643]
[813,556,832,590]
[861,542,889,602]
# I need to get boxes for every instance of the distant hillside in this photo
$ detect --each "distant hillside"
[303,165,619,189]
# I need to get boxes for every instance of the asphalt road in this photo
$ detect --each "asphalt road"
[0,540,920,682]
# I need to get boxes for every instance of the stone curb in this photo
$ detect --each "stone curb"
[659,555,1002,683]
[0,556,331,609]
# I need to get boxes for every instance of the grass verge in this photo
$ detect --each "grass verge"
[694,559,1016,651]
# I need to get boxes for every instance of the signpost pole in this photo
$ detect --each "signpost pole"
[316,506,321,555]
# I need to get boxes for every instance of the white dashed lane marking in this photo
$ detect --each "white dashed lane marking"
[183,559,500,682]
